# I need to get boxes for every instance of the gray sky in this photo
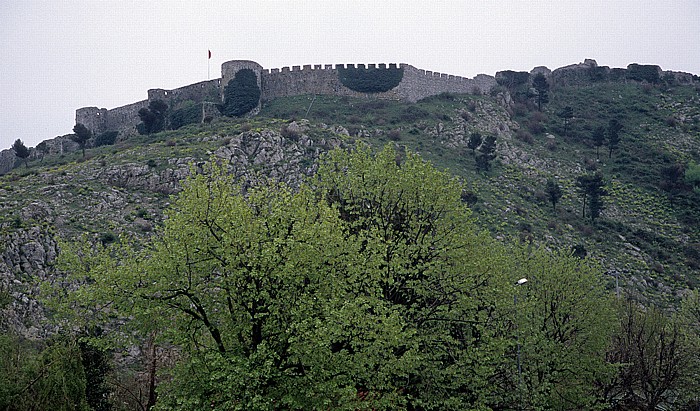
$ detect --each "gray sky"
[2,0,699,149]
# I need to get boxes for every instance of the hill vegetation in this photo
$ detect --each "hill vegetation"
[1,69,700,410]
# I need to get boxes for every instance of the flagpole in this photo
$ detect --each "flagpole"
[208,50,210,80]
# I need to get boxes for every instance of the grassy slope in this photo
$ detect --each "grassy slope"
[1,81,698,305]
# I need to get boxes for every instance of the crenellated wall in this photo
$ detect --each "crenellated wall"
[75,59,498,136]
[76,58,695,138]
[260,63,496,103]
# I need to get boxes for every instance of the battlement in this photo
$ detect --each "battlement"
[75,59,499,136]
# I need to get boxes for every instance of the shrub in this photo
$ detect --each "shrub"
[526,119,545,135]
[398,106,430,123]
[170,103,202,130]
[337,66,404,93]
[516,129,534,144]
[280,124,301,141]
[99,232,117,246]
[460,111,472,122]
[388,129,401,141]
[94,131,118,147]
[495,70,530,89]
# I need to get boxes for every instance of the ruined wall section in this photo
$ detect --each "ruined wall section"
[148,79,221,110]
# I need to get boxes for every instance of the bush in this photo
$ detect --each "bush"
[94,131,118,147]
[337,66,404,93]
[280,124,301,141]
[397,106,430,123]
[526,119,545,135]
[495,70,530,89]
[222,69,261,117]
[170,103,202,130]
[388,129,401,141]
[516,129,534,144]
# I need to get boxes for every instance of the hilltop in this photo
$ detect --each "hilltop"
[2,58,700,410]
[2,58,699,324]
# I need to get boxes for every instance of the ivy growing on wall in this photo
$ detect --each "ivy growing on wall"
[337,66,404,93]
[222,69,261,117]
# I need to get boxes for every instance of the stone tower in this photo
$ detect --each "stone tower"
[221,60,264,115]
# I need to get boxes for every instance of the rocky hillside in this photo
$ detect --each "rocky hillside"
[2,70,700,336]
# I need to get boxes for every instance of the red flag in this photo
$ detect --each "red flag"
[208,50,211,59]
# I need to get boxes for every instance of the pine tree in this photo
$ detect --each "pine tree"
[11,139,30,168]
[532,73,550,111]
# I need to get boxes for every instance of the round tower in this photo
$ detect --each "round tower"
[220,60,264,115]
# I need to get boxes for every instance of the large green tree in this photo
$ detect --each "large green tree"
[52,144,621,410]
[508,247,617,409]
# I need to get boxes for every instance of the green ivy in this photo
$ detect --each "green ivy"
[337,66,404,93]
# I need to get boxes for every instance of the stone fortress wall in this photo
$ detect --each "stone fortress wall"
[76,59,498,136]
[75,58,698,137]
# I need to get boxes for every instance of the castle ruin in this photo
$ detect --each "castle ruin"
[76,60,497,136]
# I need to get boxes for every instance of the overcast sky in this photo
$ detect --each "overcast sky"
[2,0,699,149]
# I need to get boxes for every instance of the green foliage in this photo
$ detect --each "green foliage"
[532,73,550,111]
[170,103,203,130]
[685,161,700,193]
[576,173,608,221]
[558,106,573,136]
[0,334,89,411]
[337,65,404,93]
[607,118,623,158]
[476,134,497,171]
[495,70,530,89]
[592,125,606,159]
[138,100,168,134]
[12,139,30,168]
[48,143,625,410]
[72,123,92,157]
[467,131,482,153]
[222,69,261,117]
[94,131,118,147]
[511,247,617,409]
[545,178,562,211]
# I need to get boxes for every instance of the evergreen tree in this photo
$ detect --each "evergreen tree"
[467,131,482,154]
[592,125,606,159]
[532,73,550,111]
[559,106,573,136]
[545,178,563,211]
[576,173,607,221]
[476,134,497,171]
[607,118,623,158]
[72,123,92,158]
[12,139,30,168]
